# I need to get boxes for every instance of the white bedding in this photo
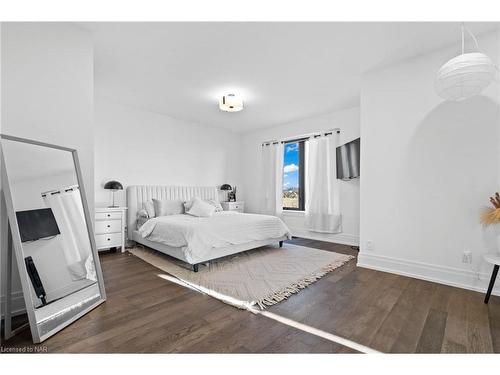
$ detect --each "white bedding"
[138,211,291,263]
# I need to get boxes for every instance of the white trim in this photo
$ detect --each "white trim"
[357,252,500,296]
[0,291,26,319]
[288,226,359,246]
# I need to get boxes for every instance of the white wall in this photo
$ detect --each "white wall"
[240,107,360,245]
[94,98,242,207]
[358,30,500,295]
[1,22,94,316]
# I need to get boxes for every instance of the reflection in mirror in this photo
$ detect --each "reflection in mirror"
[1,136,105,342]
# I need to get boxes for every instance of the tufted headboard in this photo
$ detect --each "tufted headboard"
[126,185,219,240]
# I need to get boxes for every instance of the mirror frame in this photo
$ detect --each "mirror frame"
[1,134,106,343]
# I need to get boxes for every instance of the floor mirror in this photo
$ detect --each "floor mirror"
[1,134,106,343]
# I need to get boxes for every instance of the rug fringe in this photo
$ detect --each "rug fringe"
[255,256,354,309]
[130,245,354,311]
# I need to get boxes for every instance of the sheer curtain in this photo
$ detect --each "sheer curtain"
[261,142,284,216]
[304,133,342,233]
[43,188,94,280]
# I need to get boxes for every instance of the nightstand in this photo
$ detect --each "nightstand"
[221,201,244,213]
[95,207,127,252]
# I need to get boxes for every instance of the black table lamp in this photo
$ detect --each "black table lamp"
[104,180,123,208]
[220,184,236,202]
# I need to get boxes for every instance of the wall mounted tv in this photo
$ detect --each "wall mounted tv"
[336,137,360,180]
[16,208,60,242]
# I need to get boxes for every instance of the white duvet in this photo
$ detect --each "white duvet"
[138,211,291,263]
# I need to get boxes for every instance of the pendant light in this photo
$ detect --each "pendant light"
[435,23,497,101]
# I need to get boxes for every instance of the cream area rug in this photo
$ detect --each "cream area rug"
[129,244,354,309]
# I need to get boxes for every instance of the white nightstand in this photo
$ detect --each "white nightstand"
[221,201,244,213]
[95,207,127,252]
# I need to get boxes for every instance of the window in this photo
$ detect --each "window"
[283,140,305,210]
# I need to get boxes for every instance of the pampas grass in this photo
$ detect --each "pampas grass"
[481,207,500,226]
[481,192,500,226]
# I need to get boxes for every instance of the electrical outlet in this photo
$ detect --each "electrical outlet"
[365,240,374,251]
[462,251,472,264]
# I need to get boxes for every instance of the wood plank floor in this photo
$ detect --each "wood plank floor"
[2,238,500,353]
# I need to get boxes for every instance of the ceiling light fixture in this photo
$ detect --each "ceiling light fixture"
[435,23,498,101]
[219,94,244,112]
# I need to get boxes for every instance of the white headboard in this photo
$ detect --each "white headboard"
[126,185,218,240]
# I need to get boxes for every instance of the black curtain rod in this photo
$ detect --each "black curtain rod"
[261,130,339,146]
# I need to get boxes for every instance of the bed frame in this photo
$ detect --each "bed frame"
[127,185,288,271]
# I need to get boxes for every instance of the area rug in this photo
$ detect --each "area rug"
[129,244,354,309]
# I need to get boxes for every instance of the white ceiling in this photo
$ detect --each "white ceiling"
[81,22,499,133]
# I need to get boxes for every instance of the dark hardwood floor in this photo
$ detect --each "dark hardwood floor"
[2,238,500,353]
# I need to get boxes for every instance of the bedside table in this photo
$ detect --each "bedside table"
[95,207,127,252]
[221,201,244,213]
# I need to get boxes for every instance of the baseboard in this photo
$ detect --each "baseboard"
[357,252,500,296]
[0,291,26,319]
[288,227,359,246]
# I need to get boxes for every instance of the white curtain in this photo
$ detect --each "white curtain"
[261,142,284,216]
[43,189,93,280]
[304,133,342,233]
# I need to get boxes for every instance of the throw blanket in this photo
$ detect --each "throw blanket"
[138,211,291,263]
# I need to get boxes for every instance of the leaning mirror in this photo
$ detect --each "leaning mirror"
[1,134,106,343]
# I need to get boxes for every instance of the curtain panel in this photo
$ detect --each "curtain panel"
[261,142,284,216]
[43,189,94,280]
[304,133,342,233]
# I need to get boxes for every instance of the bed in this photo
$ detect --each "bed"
[127,185,291,271]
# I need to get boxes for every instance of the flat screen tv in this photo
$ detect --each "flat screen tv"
[336,137,360,180]
[16,208,60,242]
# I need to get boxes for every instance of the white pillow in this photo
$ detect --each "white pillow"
[184,198,223,212]
[143,201,155,218]
[137,208,149,218]
[153,198,185,217]
[183,198,196,212]
[186,198,216,217]
[207,199,223,212]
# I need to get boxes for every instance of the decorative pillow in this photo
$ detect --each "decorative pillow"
[137,208,149,218]
[186,197,216,217]
[153,198,185,217]
[183,198,196,212]
[137,216,149,229]
[206,199,223,212]
[143,201,155,218]
[184,198,223,212]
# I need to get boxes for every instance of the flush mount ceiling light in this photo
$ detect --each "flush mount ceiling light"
[435,23,498,101]
[219,94,244,112]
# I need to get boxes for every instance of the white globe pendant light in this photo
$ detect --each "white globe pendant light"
[435,24,497,101]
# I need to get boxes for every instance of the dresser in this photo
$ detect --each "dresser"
[220,201,245,213]
[95,207,127,252]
